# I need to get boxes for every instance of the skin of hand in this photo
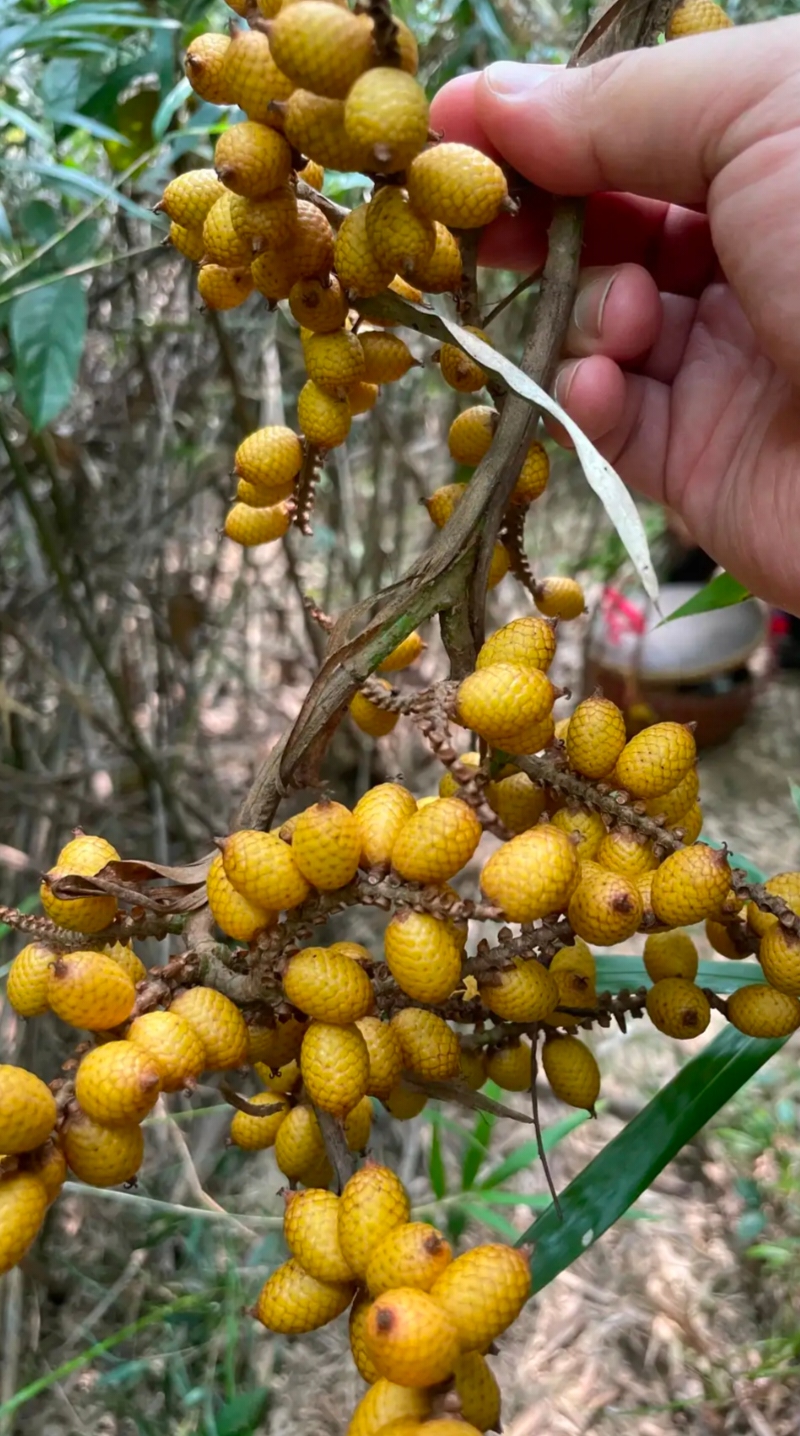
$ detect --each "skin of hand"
[430,18,800,613]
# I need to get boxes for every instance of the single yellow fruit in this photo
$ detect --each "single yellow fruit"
[390,797,481,885]
[202,193,254,267]
[550,805,607,861]
[643,766,700,825]
[567,862,643,945]
[197,264,254,309]
[384,910,463,1005]
[382,1083,427,1120]
[408,221,462,293]
[566,695,627,779]
[234,424,303,491]
[407,143,508,228]
[344,1093,372,1152]
[300,1021,370,1116]
[62,1110,144,1187]
[480,826,581,923]
[477,615,557,673]
[667,0,732,36]
[758,925,800,995]
[487,541,510,590]
[345,69,429,171]
[390,1008,461,1081]
[352,782,425,874]
[357,1016,403,1100]
[159,169,226,229]
[439,326,491,394]
[439,752,480,799]
[486,771,547,835]
[485,1039,532,1092]
[614,721,697,800]
[224,499,291,546]
[367,273,424,325]
[282,1189,355,1282]
[229,186,298,249]
[350,684,399,738]
[705,917,745,960]
[365,186,435,277]
[459,1044,486,1091]
[214,121,292,198]
[206,851,275,943]
[334,205,396,298]
[534,575,586,620]
[274,1103,327,1181]
[184,32,233,105]
[169,987,249,1069]
[454,1351,502,1433]
[541,1034,600,1111]
[75,1042,161,1127]
[746,872,800,937]
[268,1,374,99]
[247,1014,308,1068]
[348,380,380,415]
[293,198,336,277]
[230,1092,291,1150]
[104,941,146,986]
[346,1379,430,1436]
[283,947,374,1023]
[448,405,497,465]
[0,1172,48,1276]
[297,379,351,447]
[643,931,699,984]
[7,942,55,1018]
[512,440,550,505]
[254,1058,300,1094]
[424,481,466,528]
[430,1243,530,1351]
[360,332,418,385]
[328,940,373,965]
[678,801,703,844]
[456,662,557,752]
[25,1137,67,1205]
[56,833,118,869]
[350,1290,381,1383]
[366,1222,452,1297]
[221,829,312,910]
[378,631,425,673]
[596,826,658,880]
[221,29,294,123]
[646,978,711,1038]
[255,1257,354,1332]
[283,90,371,172]
[251,245,301,300]
[338,1162,411,1280]
[479,955,558,1022]
[305,329,365,394]
[169,222,206,261]
[650,843,731,926]
[291,800,362,890]
[297,158,324,189]
[0,1067,56,1154]
[365,1287,460,1387]
[727,984,800,1038]
[126,1010,207,1092]
[40,837,119,932]
[47,951,135,1030]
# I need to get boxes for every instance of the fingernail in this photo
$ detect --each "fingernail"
[483,62,555,100]
[554,360,584,408]
[573,270,618,340]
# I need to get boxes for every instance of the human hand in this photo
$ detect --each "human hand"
[430,19,800,613]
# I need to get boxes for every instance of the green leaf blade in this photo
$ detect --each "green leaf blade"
[10,277,87,429]
[658,571,750,624]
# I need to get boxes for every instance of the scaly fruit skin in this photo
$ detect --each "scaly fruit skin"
[747,872,800,937]
[567,696,628,779]
[356,1016,403,1099]
[679,801,704,844]
[56,832,118,868]
[0,1173,48,1276]
[229,187,298,249]
[254,1059,299,1094]
[650,843,731,926]
[256,1257,354,1333]
[283,947,374,1023]
[534,575,585,620]
[283,1189,355,1282]
[251,246,301,300]
[290,274,349,333]
[366,1222,452,1297]
[727,985,800,1038]
[334,205,396,297]
[614,722,697,800]
[346,1379,430,1436]
[476,615,557,673]
[705,918,745,960]
[222,829,311,910]
[383,1083,427,1120]
[25,1138,67,1204]
[221,29,294,123]
[390,1008,461,1081]
[350,1291,381,1383]
[486,771,547,834]
[207,851,274,943]
[425,481,466,528]
[485,1040,532,1092]
[479,955,558,1022]
[160,169,225,229]
[105,941,146,986]
[407,143,508,228]
[431,1243,530,1351]
[75,1042,161,1127]
[293,199,336,276]
[268,2,374,98]
[480,826,581,923]
[234,425,303,492]
[247,1014,307,1068]
[645,978,711,1038]
[305,330,365,394]
[350,685,399,737]
[338,1163,411,1280]
[345,70,429,172]
[169,987,249,1070]
[668,0,732,36]
[378,632,425,673]
[7,942,55,1017]
[551,805,607,861]
[348,380,380,415]
[291,801,362,890]
[169,222,205,261]
[229,1092,291,1151]
[456,662,557,752]
[757,926,800,995]
[297,379,351,447]
[297,158,324,189]
[550,963,597,1025]
[344,1093,372,1152]
[366,187,434,276]
[300,1022,370,1115]
[283,91,371,172]
[274,1103,328,1181]
[454,1351,502,1432]
[224,500,290,546]
[0,1068,56,1154]
[542,1035,600,1110]
[214,121,292,198]
[184,33,233,105]
[459,1045,486,1091]
[365,1287,460,1387]
[596,827,658,880]
[197,264,253,310]
[488,542,510,590]
[62,1110,144,1187]
[567,862,643,945]
[384,910,463,1005]
[47,951,135,1030]
[40,862,117,934]
[512,440,550,505]
[439,326,491,393]
[409,221,462,293]
[643,931,699,983]
[644,767,700,825]
[390,797,481,885]
[440,753,479,798]
[126,1011,206,1092]
[448,405,497,465]
[202,193,254,268]
[360,332,418,385]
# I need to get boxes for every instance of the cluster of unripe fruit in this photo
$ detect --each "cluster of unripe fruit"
[255,1159,529,1435]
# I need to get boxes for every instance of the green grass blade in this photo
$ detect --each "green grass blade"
[459,1201,520,1241]
[521,1025,785,1291]
[657,572,750,623]
[461,1079,504,1189]
[428,1113,447,1199]
[479,1112,589,1190]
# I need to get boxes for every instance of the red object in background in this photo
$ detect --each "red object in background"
[601,586,648,645]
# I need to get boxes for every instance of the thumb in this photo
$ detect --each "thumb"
[474,17,800,206]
